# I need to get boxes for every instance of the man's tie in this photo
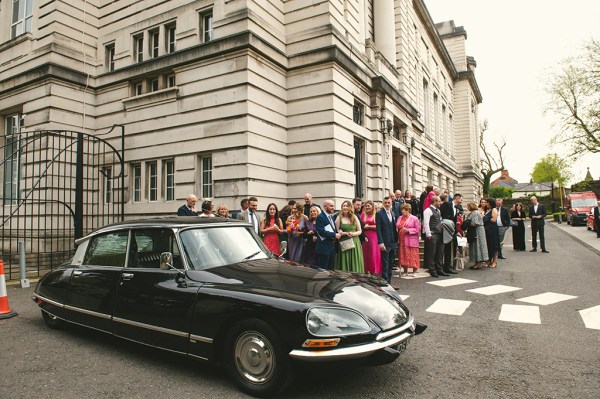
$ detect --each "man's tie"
[250,212,257,232]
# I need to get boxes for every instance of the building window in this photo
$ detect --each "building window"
[200,10,213,43]
[442,105,447,152]
[134,34,144,63]
[150,29,159,58]
[106,43,115,72]
[102,167,112,204]
[167,74,176,88]
[433,93,439,144]
[353,139,364,198]
[3,114,21,205]
[200,156,213,199]
[166,24,176,53]
[164,160,175,201]
[427,168,433,185]
[147,161,158,202]
[11,0,34,39]
[134,82,143,96]
[132,164,142,203]
[150,78,159,92]
[352,100,363,125]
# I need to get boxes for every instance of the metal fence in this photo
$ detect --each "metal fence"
[1,127,124,280]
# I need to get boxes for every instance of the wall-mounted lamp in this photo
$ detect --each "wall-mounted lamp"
[379,116,392,134]
[410,137,416,148]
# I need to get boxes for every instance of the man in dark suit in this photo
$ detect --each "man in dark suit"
[529,196,548,253]
[177,194,198,216]
[440,193,461,274]
[315,200,341,269]
[423,195,446,277]
[231,198,249,220]
[376,196,398,287]
[236,196,260,235]
[495,198,511,259]
[594,200,600,238]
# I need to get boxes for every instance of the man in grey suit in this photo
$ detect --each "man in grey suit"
[237,196,259,235]
[423,195,447,277]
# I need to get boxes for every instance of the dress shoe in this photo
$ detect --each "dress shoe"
[530,249,537,252]
[443,269,458,274]
[437,270,449,276]
[429,272,439,278]
[541,250,549,253]
[498,256,507,259]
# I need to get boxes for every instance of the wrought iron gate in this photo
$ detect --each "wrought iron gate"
[1,126,125,280]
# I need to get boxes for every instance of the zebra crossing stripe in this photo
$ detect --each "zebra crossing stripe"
[426,278,477,287]
[499,304,541,324]
[466,285,522,296]
[426,298,471,315]
[516,292,577,306]
[399,295,409,301]
[579,305,600,330]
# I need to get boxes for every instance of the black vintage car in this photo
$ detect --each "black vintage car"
[33,217,425,396]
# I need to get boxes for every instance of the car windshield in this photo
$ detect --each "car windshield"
[572,198,597,207]
[179,226,270,270]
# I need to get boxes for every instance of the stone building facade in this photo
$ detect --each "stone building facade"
[1,0,483,216]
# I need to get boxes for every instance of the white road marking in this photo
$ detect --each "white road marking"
[426,298,472,315]
[466,285,522,296]
[579,305,600,330]
[499,304,541,324]
[517,292,578,305]
[426,278,478,287]
[399,295,409,301]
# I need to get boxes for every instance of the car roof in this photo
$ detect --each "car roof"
[76,216,250,244]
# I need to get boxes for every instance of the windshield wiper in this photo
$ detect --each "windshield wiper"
[242,251,261,261]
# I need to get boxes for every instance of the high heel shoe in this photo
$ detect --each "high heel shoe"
[470,262,481,270]
[489,262,497,268]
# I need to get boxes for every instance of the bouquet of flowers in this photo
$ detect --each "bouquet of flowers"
[286,218,300,234]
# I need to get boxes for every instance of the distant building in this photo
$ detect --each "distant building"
[490,169,518,188]
[512,181,553,199]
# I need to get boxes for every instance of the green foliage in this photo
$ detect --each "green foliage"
[530,153,573,186]
[488,186,514,199]
[571,180,593,192]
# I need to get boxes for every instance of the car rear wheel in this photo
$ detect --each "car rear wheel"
[225,319,293,397]
[41,310,67,329]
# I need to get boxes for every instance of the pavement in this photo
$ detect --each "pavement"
[549,220,600,255]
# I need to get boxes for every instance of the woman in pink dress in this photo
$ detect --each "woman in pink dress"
[360,200,381,274]
[260,203,283,255]
[396,203,421,276]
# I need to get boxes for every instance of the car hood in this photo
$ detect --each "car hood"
[188,259,409,331]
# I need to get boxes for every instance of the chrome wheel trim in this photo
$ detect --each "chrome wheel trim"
[234,331,276,384]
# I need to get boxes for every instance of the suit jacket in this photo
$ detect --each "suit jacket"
[315,212,337,255]
[237,210,260,233]
[529,203,547,226]
[396,214,421,248]
[376,208,398,246]
[497,207,511,227]
[440,201,457,222]
[594,205,600,220]
[177,204,198,216]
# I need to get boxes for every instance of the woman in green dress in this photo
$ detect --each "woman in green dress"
[335,200,364,273]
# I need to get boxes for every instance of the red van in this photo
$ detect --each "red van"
[565,192,598,226]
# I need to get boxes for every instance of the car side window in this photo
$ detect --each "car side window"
[129,228,181,269]
[83,231,129,267]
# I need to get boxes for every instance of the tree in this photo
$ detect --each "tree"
[530,153,573,185]
[489,186,514,200]
[479,119,506,195]
[545,38,600,155]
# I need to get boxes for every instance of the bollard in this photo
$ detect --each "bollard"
[0,260,18,319]
[19,242,30,288]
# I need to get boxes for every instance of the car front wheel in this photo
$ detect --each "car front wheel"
[225,319,293,397]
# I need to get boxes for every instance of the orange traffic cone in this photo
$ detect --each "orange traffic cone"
[0,260,18,319]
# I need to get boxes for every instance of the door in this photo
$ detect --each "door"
[392,147,403,192]
[112,228,199,354]
[66,230,128,332]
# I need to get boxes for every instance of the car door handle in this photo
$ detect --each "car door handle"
[121,273,134,281]
[72,270,83,277]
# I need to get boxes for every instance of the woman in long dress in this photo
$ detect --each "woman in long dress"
[360,200,381,274]
[335,200,364,273]
[301,206,320,267]
[286,203,307,262]
[465,202,488,269]
[260,203,283,255]
[483,198,500,268]
[396,203,421,276]
[511,202,527,251]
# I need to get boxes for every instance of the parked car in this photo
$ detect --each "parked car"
[587,210,597,232]
[33,217,425,397]
[565,191,598,226]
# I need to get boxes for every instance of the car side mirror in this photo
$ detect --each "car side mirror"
[160,252,174,270]
[279,241,287,257]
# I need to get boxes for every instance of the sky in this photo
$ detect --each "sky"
[425,0,600,184]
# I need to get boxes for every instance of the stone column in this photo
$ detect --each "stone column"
[374,0,396,65]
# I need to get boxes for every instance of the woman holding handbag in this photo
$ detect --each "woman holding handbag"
[335,200,364,273]
[396,203,421,277]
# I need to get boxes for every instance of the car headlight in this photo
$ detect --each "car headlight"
[306,307,371,337]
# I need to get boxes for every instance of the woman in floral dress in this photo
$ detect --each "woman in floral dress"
[335,200,364,273]
[360,201,381,274]
[260,203,283,255]
[286,203,307,262]
[396,203,421,276]
[465,202,488,269]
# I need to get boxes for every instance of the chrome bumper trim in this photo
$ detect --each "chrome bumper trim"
[190,334,213,344]
[289,316,415,362]
[113,316,189,338]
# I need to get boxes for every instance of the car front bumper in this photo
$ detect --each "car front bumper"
[288,316,425,362]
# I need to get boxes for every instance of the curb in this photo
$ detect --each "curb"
[548,222,600,256]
